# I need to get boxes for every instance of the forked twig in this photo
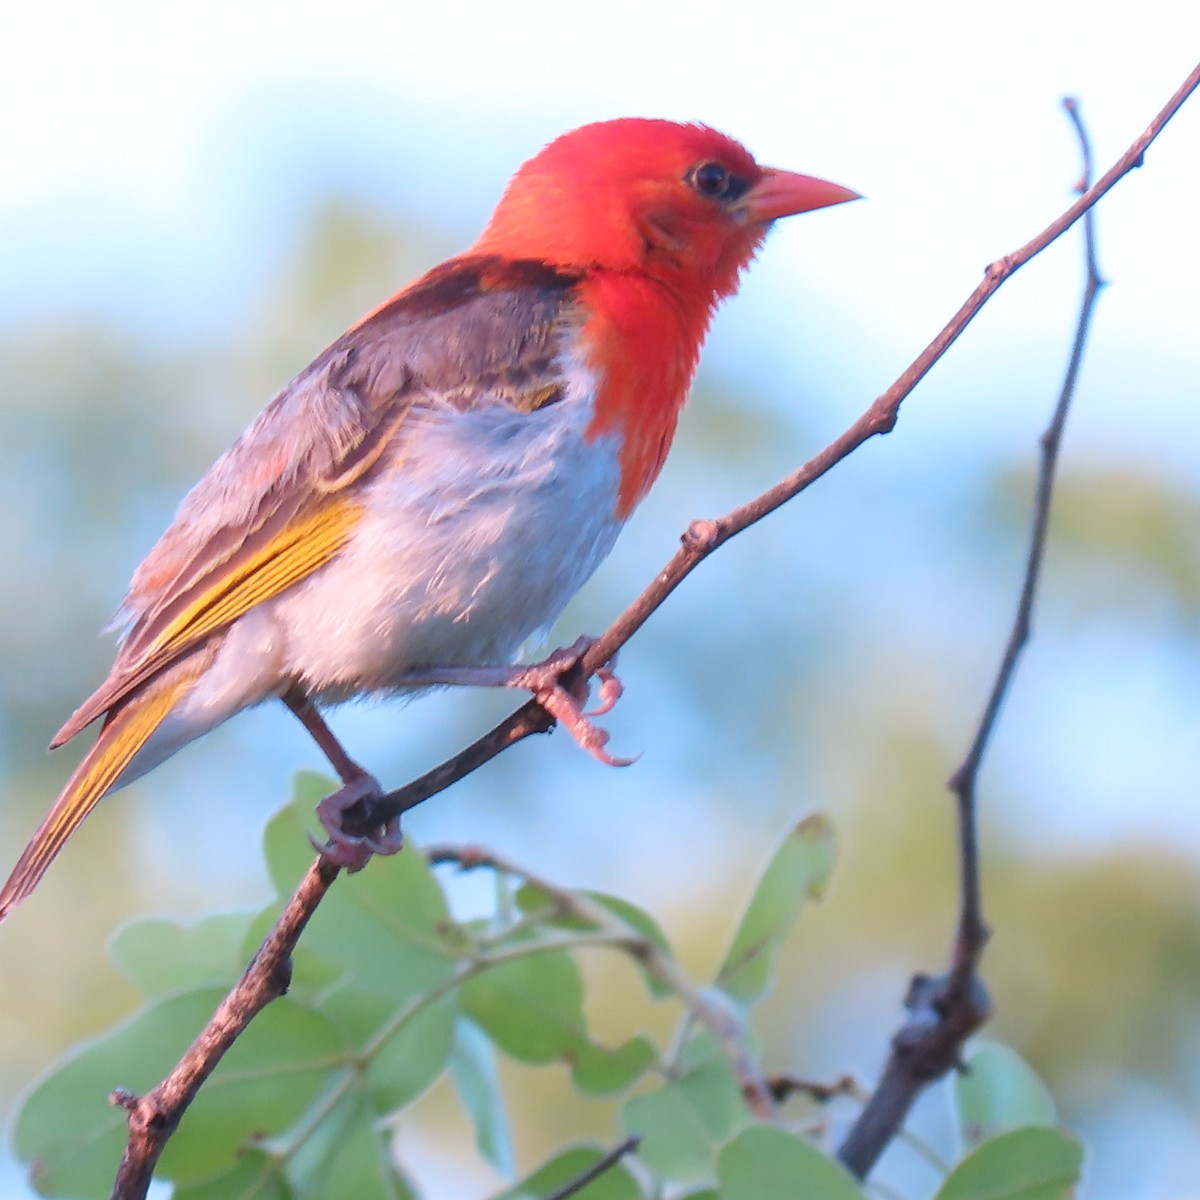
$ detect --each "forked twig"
[425,843,776,1116]
[836,96,1109,1179]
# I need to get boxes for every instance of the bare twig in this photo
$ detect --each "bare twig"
[947,95,1105,989]
[537,1135,642,1200]
[109,860,339,1199]
[767,1072,863,1105]
[109,63,1200,1198]
[343,58,1200,840]
[836,97,1110,1180]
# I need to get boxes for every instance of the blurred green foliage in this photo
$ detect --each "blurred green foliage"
[14,782,1081,1199]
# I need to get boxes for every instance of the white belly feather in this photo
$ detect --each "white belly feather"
[277,389,624,696]
[117,351,624,789]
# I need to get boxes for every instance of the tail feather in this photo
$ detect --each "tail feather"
[0,678,187,922]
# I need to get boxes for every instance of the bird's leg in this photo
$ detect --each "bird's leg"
[281,686,402,870]
[283,686,367,783]
[390,637,635,767]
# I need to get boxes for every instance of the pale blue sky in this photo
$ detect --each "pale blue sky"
[2,0,1198,358]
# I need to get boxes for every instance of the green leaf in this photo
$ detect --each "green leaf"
[495,1145,642,1200]
[288,1094,416,1200]
[717,1126,865,1199]
[571,1034,657,1095]
[451,1018,516,1177]
[717,814,834,1003]
[15,990,343,1194]
[172,1151,292,1200]
[935,1127,1084,1200]
[461,947,584,1064]
[513,881,558,918]
[17,1075,128,1196]
[620,1034,751,1182]
[311,859,461,999]
[263,773,334,895]
[459,942,645,1095]
[513,884,675,1001]
[110,912,255,996]
[954,1041,1058,1149]
[264,783,462,1002]
[360,989,458,1113]
[584,892,675,1000]
[159,998,345,1183]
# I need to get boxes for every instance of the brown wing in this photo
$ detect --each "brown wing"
[53,256,581,746]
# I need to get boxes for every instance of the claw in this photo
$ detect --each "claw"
[533,681,638,767]
[585,664,624,717]
[309,772,403,871]
[504,640,635,765]
[308,827,369,872]
[383,634,637,765]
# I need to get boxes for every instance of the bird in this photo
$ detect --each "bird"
[0,118,858,921]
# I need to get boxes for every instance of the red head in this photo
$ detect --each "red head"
[472,118,859,303]
[473,119,859,518]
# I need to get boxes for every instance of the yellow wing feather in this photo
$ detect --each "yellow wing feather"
[144,498,359,663]
[52,497,361,748]
[0,663,200,920]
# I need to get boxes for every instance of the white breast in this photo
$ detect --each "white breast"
[272,349,625,697]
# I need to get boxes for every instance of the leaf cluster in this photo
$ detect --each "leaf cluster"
[14,778,1079,1199]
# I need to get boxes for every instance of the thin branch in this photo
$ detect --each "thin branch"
[109,859,339,1199]
[108,63,1200,1198]
[344,57,1200,840]
[767,1072,863,1105]
[537,1135,642,1200]
[946,95,1105,989]
[836,96,1110,1180]
[111,861,635,1199]
[427,843,776,1117]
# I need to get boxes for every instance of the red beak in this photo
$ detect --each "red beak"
[744,167,861,222]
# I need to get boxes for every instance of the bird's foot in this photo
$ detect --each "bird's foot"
[393,636,635,766]
[308,770,403,871]
[504,637,636,767]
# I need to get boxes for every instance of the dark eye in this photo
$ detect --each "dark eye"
[687,161,750,203]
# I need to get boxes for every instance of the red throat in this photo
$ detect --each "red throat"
[578,271,713,518]
[466,120,859,521]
